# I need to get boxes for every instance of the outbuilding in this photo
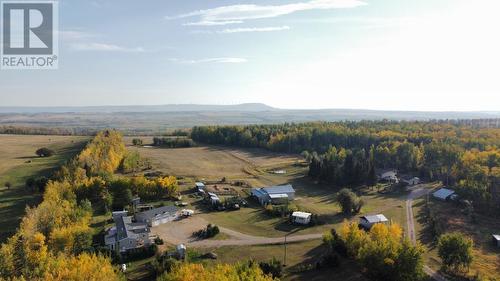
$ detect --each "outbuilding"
[292,211,312,225]
[492,234,500,248]
[195,182,205,193]
[379,170,399,183]
[135,205,179,227]
[251,184,295,205]
[180,209,194,217]
[432,188,456,201]
[359,214,389,230]
[403,177,421,186]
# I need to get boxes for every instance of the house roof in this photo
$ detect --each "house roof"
[115,215,149,241]
[492,234,500,241]
[433,188,455,199]
[137,205,178,220]
[379,170,397,178]
[292,211,312,219]
[403,176,420,181]
[251,188,267,197]
[361,214,388,224]
[262,184,295,194]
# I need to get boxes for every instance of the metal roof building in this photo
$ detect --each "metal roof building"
[359,214,389,230]
[432,188,456,200]
[251,184,295,205]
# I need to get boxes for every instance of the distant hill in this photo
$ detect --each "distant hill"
[0,104,499,134]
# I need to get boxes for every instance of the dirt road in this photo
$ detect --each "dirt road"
[405,185,449,281]
[151,216,322,248]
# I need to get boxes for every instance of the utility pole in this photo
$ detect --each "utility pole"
[283,233,288,267]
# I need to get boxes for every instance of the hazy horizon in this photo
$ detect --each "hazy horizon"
[1,102,500,113]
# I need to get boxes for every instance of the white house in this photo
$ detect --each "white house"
[359,214,389,230]
[135,206,179,227]
[292,211,312,225]
[432,188,456,201]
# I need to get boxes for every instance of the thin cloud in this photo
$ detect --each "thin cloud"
[71,43,145,52]
[59,30,97,41]
[218,26,290,34]
[166,0,367,26]
[170,57,248,64]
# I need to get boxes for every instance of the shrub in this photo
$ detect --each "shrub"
[193,224,220,239]
[259,258,283,278]
[336,188,363,214]
[36,147,55,157]
[132,138,143,146]
[321,253,340,268]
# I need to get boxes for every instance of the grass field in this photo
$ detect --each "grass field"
[206,239,367,281]
[0,134,89,242]
[125,240,367,281]
[413,198,500,280]
[123,137,299,180]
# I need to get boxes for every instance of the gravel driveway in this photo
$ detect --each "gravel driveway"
[151,216,322,248]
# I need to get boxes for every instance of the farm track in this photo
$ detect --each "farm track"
[405,186,449,281]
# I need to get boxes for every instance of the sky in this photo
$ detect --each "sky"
[0,0,499,111]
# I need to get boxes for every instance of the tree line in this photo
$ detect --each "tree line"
[152,137,196,148]
[191,121,500,214]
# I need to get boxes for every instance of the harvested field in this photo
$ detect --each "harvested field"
[130,144,300,179]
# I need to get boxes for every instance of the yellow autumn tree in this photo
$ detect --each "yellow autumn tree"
[339,220,368,258]
[157,262,275,281]
[44,253,123,281]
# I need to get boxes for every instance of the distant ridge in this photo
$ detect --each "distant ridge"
[0,103,276,113]
[0,103,499,133]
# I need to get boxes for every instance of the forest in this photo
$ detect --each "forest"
[191,120,500,214]
[0,130,136,280]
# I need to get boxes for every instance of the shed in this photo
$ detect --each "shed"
[403,177,421,186]
[195,182,205,193]
[432,188,455,201]
[379,170,398,183]
[176,244,186,259]
[359,214,388,230]
[292,211,312,225]
[181,209,194,217]
[493,234,500,248]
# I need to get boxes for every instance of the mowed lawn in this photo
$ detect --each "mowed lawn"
[0,134,89,242]
[413,198,500,280]
[205,239,367,281]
